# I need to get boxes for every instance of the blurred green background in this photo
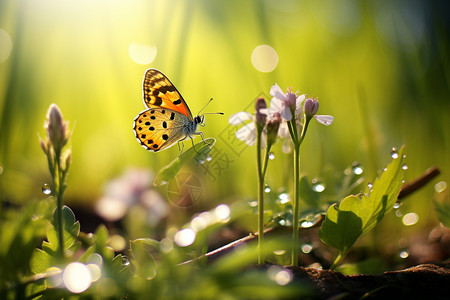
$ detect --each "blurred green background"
[0,0,449,235]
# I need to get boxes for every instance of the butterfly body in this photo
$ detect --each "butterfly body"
[133,69,206,152]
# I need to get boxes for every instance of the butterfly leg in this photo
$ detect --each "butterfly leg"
[177,136,188,154]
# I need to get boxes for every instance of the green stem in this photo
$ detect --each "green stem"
[256,130,264,265]
[292,143,300,266]
[54,151,64,258]
[330,251,346,270]
[291,117,312,266]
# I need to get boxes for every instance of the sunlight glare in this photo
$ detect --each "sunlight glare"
[129,43,157,65]
[174,228,196,247]
[63,262,92,293]
[215,204,231,222]
[251,45,278,72]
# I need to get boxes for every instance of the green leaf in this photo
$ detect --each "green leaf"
[319,146,405,257]
[299,176,320,208]
[130,239,158,280]
[95,224,109,248]
[30,248,52,274]
[153,138,216,186]
[48,205,80,252]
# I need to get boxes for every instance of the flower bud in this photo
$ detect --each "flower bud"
[266,112,281,146]
[40,137,49,155]
[255,97,267,131]
[285,88,297,108]
[304,98,319,117]
[45,104,70,153]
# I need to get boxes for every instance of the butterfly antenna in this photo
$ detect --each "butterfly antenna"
[197,98,214,115]
[197,98,224,116]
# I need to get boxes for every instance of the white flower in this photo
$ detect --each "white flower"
[229,112,257,146]
[314,115,334,126]
[260,84,306,121]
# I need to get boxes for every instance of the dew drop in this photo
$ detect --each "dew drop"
[390,147,399,159]
[122,256,130,266]
[264,186,271,193]
[383,167,388,172]
[198,159,205,164]
[402,164,408,170]
[312,183,325,192]
[301,221,314,228]
[367,182,373,189]
[269,152,275,160]
[206,155,212,162]
[278,193,290,204]
[352,162,363,175]
[301,244,313,253]
[394,202,402,209]
[249,200,258,207]
[399,250,409,259]
[42,184,52,195]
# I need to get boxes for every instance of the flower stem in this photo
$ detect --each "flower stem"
[292,143,300,266]
[54,151,64,258]
[256,131,264,265]
[290,116,312,266]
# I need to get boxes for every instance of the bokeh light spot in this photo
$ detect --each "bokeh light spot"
[267,266,293,286]
[215,204,231,222]
[174,228,196,247]
[129,43,157,65]
[109,234,126,251]
[95,196,128,222]
[63,262,92,293]
[435,181,447,193]
[251,45,278,72]
[402,212,419,226]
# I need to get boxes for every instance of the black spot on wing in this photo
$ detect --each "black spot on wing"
[162,134,169,140]
[162,121,167,128]
[173,99,182,105]
[170,112,175,120]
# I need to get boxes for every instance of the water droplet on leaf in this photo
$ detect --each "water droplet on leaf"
[390,147,399,159]
[206,155,212,162]
[402,164,408,170]
[42,184,52,195]
[312,183,325,192]
[394,202,401,209]
[122,256,130,266]
[367,182,373,189]
[264,186,271,193]
[269,152,275,160]
[352,162,363,175]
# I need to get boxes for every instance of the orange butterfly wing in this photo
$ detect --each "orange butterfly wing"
[143,69,193,120]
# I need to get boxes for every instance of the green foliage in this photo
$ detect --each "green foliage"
[319,146,406,267]
[0,198,54,285]
[153,138,216,186]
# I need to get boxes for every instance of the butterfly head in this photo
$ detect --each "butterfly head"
[195,115,205,127]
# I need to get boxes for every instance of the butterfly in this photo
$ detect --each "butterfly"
[133,69,221,152]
